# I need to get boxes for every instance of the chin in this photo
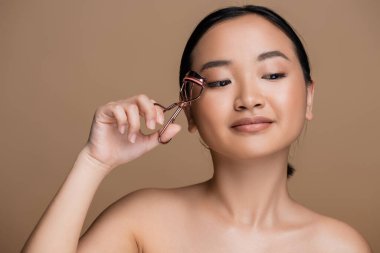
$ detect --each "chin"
[209,138,292,161]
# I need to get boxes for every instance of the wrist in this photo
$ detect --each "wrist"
[76,146,113,178]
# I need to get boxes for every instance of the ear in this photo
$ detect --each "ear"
[184,105,198,133]
[305,81,315,120]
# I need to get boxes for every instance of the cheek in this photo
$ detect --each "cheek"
[190,92,231,141]
[272,80,307,135]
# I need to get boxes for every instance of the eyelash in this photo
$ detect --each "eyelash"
[262,73,286,80]
[206,73,286,88]
[207,80,231,88]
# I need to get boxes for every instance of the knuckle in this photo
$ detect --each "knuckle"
[104,102,117,111]
[114,104,124,112]
[136,94,148,102]
[106,101,117,107]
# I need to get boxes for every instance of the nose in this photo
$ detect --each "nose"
[233,80,265,111]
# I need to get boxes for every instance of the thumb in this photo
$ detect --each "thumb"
[159,123,182,143]
[145,123,182,148]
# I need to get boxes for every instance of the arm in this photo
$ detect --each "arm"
[21,148,109,253]
[21,95,181,253]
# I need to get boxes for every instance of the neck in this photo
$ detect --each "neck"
[205,148,293,229]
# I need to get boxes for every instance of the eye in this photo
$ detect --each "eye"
[206,80,232,88]
[262,73,286,80]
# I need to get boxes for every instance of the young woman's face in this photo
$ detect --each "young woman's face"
[187,14,314,160]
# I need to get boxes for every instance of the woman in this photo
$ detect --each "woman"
[22,5,372,253]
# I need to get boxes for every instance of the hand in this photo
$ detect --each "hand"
[83,94,181,172]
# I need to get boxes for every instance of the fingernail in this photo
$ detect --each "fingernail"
[119,125,125,134]
[129,133,136,143]
[158,114,164,125]
[147,119,155,130]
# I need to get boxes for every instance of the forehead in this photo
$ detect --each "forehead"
[191,14,296,68]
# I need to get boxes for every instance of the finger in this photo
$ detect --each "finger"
[125,104,140,143]
[150,99,165,125]
[95,103,118,124]
[135,94,156,130]
[110,104,128,134]
[157,123,182,143]
[143,123,182,150]
[151,100,165,125]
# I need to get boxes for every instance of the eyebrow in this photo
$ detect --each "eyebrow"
[257,50,290,62]
[199,50,290,72]
[200,60,231,72]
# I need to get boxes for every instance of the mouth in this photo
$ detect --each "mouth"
[231,116,274,133]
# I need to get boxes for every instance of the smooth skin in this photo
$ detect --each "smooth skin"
[22,14,372,253]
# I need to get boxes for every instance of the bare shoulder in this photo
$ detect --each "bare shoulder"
[78,186,198,252]
[94,186,191,226]
[302,208,372,253]
[114,183,202,216]
[108,183,204,226]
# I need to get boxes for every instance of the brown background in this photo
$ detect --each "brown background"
[1,0,379,252]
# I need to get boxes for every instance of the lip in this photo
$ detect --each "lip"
[231,116,274,133]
